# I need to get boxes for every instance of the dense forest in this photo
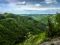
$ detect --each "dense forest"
[0,13,60,45]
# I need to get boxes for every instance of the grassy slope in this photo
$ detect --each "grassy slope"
[18,32,46,45]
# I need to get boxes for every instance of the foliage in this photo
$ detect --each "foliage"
[0,13,60,45]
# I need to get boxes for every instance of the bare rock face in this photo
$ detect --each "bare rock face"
[40,37,60,45]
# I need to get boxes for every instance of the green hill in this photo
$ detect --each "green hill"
[0,13,60,45]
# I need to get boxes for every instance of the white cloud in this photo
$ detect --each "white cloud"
[16,1,26,5]
[45,0,57,4]
[35,4,41,7]
[7,4,60,11]
[6,0,26,5]
[21,7,60,11]
[0,1,60,14]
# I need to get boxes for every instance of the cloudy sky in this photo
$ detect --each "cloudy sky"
[0,0,60,14]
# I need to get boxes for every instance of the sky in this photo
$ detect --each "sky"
[0,0,60,14]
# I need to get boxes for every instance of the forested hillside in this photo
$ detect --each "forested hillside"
[0,13,60,45]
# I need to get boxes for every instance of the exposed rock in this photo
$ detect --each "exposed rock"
[40,37,60,45]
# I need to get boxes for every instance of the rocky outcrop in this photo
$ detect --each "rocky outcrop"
[40,37,60,45]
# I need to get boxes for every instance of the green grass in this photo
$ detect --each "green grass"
[18,32,47,45]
